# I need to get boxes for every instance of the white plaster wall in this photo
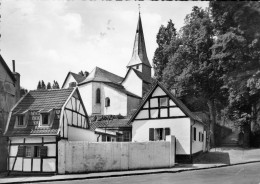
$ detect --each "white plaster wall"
[58,136,175,174]
[8,136,57,172]
[68,126,97,142]
[63,74,77,89]
[152,86,166,97]
[132,118,191,155]
[122,69,143,97]
[191,121,205,154]
[103,84,127,116]
[78,83,92,115]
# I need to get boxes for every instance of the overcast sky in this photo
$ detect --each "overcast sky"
[1,1,208,90]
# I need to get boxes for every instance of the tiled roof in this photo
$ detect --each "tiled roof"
[79,67,123,85]
[70,72,87,83]
[5,88,74,136]
[90,119,131,131]
[13,88,74,113]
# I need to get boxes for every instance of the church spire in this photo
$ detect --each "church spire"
[127,12,151,69]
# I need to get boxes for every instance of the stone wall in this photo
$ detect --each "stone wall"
[58,135,175,174]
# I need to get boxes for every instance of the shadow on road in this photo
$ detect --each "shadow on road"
[193,152,230,165]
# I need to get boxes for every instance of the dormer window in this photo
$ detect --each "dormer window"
[39,109,54,126]
[42,113,49,125]
[17,115,24,126]
[15,110,29,128]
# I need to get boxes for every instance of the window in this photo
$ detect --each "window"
[25,146,32,157]
[123,131,131,142]
[42,113,49,125]
[17,146,48,157]
[96,88,101,104]
[155,128,163,140]
[160,97,168,107]
[105,97,110,107]
[193,127,196,141]
[17,115,24,126]
[149,128,170,141]
[136,65,139,69]
[202,133,204,142]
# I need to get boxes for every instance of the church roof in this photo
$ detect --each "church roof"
[132,69,152,84]
[79,67,123,85]
[127,14,152,68]
[62,72,87,88]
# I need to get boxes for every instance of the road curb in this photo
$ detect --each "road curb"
[2,161,260,184]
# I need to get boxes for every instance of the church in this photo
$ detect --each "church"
[62,13,152,119]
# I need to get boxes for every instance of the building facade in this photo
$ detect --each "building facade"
[4,88,96,173]
[0,56,20,171]
[129,82,207,163]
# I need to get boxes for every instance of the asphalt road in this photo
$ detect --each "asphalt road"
[40,162,260,184]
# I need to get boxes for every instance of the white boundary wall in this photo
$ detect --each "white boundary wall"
[58,136,175,174]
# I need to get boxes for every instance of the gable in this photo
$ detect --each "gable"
[129,82,203,124]
[60,89,89,138]
[134,85,187,120]
[62,73,77,88]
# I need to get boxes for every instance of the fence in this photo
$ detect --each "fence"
[58,135,175,174]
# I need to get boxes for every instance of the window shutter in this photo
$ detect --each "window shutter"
[17,146,25,157]
[149,128,154,141]
[165,128,170,136]
[39,146,48,158]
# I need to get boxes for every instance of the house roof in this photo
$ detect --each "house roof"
[5,88,75,136]
[79,67,123,85]
[62,72,87,88]
[0,54,16,82]
[127,14,152,68]
[90,119,131,131]
[128,81,203,124]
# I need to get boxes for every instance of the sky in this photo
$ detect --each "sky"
[1,1,209,90]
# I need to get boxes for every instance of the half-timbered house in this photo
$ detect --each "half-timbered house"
[4,87,96,174]
[129,82,207,163]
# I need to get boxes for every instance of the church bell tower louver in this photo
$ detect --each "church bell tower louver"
[127,12,152,78]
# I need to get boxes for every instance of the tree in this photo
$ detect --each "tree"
[52,80,60,89]
[161,7,227,147]
[210,1,260,147]
[153,20,180,81]
[47,82,52,89]
[41,80,46,89]
[37,81,42,90]
[79,70,89,78]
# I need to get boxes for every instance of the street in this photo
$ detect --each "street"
[39,162,260,184]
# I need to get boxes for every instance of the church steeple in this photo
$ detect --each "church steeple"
[127,13,152,70]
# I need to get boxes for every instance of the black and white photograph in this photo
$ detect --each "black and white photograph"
[0,1,260,184]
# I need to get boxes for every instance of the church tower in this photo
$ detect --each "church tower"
[127,13,152,78]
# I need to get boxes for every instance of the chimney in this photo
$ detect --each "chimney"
[12,60,15,72]
[12,60,21,102]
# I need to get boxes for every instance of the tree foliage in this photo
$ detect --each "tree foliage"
[210,2,260,146]
[153,20,180,81]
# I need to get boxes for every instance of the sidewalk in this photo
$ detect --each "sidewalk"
[1,147,260,184]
